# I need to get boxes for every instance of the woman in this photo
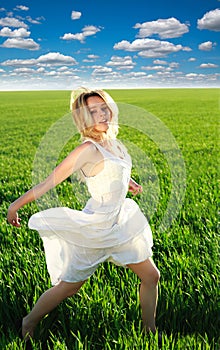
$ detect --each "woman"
[7,88,160,340]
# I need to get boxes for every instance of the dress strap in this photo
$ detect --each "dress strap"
[82,139,112,158]
[82,138,132,167]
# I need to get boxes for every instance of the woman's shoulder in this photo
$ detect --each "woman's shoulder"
[75,139,105,162]
[75,140,98,155]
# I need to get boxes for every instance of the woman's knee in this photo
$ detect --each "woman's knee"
[128,258,160,287]
[145,266,160,286]
[143,259,160,286]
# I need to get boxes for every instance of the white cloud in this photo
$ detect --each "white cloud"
[44,71,57,76]
[169,62,179,68]
[83,59,95,62]
[14,5,29,11]
[90,65,103,69]
[106,56,136,70]
[37,67,45,73]
[26,16,43,24]
[114,38,191,58]
[141,65,167,71]
[58,70,78,76]
[71,11,81,20]
[37,52,78,66]
[92,67,112,75]
[1,58,36,66]
[61,32,85,42]
[153,59,167,65]
[197,8,220,31]
[200,63,218,68]
[83,55,99,63]
[185,73,199,79]
[61,25,102,43]
[141,65,173,72]
[87,54,99,59]
[125,72,146,77]
[0,16,28,28]
[1,52,78,67]
[188,57,196,62]
[1,38,39,50]
[134,17,189,39]
[13,67,35,73]
[1,68,219,89]
[57,66,69,71]
[82,25,101,37]
[198,41,215,51]
[0,27,30,37]
[6,66,81,80]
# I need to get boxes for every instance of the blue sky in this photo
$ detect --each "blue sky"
[0,0,219,90]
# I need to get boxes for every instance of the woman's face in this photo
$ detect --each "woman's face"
[86,95,112,133]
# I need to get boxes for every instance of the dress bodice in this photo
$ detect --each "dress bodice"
[82,140,132,212]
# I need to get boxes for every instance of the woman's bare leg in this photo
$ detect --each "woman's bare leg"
[22,280,86,339]
[127,258,160,333]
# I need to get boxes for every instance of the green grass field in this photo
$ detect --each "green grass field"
[0,89,219,349]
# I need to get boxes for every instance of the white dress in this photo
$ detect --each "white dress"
[28,140,153,285]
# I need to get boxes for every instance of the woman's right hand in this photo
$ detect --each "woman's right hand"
[7,205,21,227]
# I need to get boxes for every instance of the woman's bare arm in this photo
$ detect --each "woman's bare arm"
[7,141,96,226]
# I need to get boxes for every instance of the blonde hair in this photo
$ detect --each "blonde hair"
[70,87,119,141]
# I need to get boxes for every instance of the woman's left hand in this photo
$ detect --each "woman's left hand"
[128,179,143,196]
[7,206,21,227]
